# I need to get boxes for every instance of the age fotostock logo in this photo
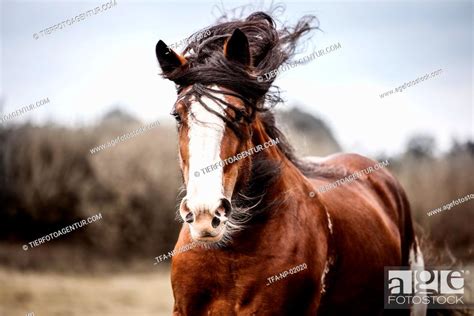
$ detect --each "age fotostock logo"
[384,268,470,309]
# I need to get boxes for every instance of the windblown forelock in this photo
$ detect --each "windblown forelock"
[177,84,252,138]
[164,10,318,110]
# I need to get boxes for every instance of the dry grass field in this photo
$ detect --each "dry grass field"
[0,267,174,316]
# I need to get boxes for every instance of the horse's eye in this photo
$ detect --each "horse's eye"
[235,110,246,123]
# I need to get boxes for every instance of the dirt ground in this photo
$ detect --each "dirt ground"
[0,267,174,316]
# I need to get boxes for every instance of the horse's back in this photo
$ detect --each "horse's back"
[302,153,416,315]
[304,153,415,263]
[303,153,409,236]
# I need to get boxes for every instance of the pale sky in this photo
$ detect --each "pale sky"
[1,0,472,156]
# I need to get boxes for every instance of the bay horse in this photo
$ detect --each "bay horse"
[156,11,424,316]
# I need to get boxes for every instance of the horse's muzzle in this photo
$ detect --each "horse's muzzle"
[179,198,231,242]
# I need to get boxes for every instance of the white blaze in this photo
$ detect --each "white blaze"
[186,86,227,213]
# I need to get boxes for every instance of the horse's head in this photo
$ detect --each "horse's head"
[155,12,315,243]
[156,29,259,243]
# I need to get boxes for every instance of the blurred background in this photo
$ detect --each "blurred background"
[0,0,472,315]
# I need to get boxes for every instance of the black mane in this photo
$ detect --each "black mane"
[165,11,317,108]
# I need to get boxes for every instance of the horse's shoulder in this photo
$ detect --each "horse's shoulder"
[302,153,387,175]
[313,152,379,168]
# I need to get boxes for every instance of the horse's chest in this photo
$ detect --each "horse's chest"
[172,259,316,316]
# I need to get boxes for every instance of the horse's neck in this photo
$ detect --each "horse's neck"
[249,124,311,203]
[234,126,313,231]
[231,154,312,252]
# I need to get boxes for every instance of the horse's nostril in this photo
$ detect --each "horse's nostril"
[211,216,221,228]
[185,212,194,223]
[220,198,232,217]
[201,231,212,237]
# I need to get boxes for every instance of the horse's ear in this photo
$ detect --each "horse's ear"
[156,40,187,74]
[224,28,250,66]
